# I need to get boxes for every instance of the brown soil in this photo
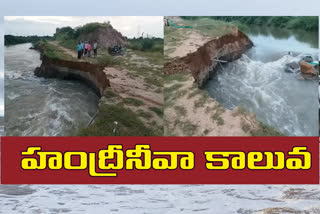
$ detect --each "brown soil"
[79,26,127,48]
[169,30,211,59]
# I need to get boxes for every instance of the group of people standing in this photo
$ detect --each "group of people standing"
[77,40,98,59]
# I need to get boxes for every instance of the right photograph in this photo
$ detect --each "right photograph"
[164,16,319,136]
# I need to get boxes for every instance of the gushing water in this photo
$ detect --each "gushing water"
[205,28,318,136]
[5,43,99,136]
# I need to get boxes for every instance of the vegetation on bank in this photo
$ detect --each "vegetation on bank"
[234,107,285,136]
[54,22,110,40]
[164,18,234,60]
[4,35,53,46]
[181,16,318,31]
[33,41,73,60]
[128,37,163,52]
[79,88,162,136]
[78,104,157,136]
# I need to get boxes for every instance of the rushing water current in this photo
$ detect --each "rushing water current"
[205,27,319,136]
[5,43,99,136]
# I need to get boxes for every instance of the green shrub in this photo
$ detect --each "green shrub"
[123,98,144,106]
[149,107,163,117]
[79,104,156,136]
[197,16,319,32]
[128,37,163,52]
[74,22,110,38]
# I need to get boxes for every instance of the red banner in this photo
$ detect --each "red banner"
[1,137,318,184]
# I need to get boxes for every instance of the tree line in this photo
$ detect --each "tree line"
[4,35,53,46]
[180,16,318,31]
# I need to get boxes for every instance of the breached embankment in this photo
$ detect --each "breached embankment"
[164,28,283,136]
[34,55,109,97]
[164,29,253,87]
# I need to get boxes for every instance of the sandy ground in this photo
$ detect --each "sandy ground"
[168,30,210,59]
[164,74,260,136]
[103,67,163,128]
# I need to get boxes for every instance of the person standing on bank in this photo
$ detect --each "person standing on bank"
[77,42,83,59]
[81,41,85,57]
[87,41,92,57]
[93,40,98,58]
[84,41,88,56]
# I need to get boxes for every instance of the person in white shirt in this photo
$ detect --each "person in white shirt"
[93,40,98,58]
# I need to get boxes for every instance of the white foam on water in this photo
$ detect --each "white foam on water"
[206,53,318,136]
[0,185,319,213]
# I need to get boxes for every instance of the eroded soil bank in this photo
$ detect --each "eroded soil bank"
[34,55,109,96]
[165,28,253,88]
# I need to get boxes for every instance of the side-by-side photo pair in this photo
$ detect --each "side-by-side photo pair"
[0,16,320,214]
[3,16,319,137]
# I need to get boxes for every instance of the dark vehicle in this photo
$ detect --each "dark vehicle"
[108,45,125,56]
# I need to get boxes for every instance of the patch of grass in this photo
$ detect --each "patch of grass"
[123,97,144,106]
[78,104,157,136]
[74,22,110,36]
[164,83,183,94]
[133,49,164,66]
[94,48,122,66]
[137,109,153,119]
[212,112,224,126]
[149,107,163,117]
[164,86,188,109]
[232,106,249,117]
[208,16,318,32]
[241,120,251,133]
[180,18,235,38]
[251,122,285,136]
[203,129,210,135]
[164,26,189,52]
[144,76,163,88]
[164,73,188,83]
[174,105,187,116]
[59,39,78,50]
[104,88,118,98]
[188,87,203,99]
[36,41,73,60]
[193,91,209,109]
[180,120,197,136]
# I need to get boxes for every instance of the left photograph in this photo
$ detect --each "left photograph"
[4,16,164,136]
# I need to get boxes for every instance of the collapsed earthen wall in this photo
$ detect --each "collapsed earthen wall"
[164,29,253,87]
[34,55,109,96]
